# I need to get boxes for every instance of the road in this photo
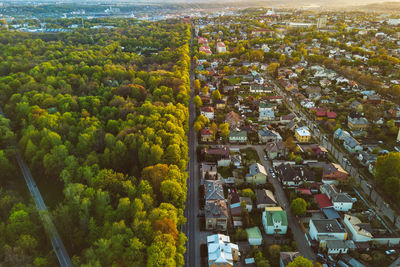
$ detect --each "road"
[0,108,72,267]
[183,26,201,267]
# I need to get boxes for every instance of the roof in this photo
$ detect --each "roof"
[327,112,337,119]
[246,227,262,240]
[229,130,247,138]
[249,163,267,176]
[322,207,341,219]
[266,141,285,153]
[263,207,288,227]
[202,146,230,158]
[217,41,226,47]
[200,128,213,136]
[322,163,348,176]
[295,126,311,137]
[255,189,277,206]
[315,194,334,209]
[201,106,214,113]
[311,219,346,233]
[205,200,228,219]
[207,234,238,266]
[344,214,373,238]
[205,180,225,200]
[296,188,312,195]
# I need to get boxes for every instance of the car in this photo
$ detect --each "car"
[386,249,396,255]
[263,155,268,160]
[269,168,274,173]
[271,173,276,179]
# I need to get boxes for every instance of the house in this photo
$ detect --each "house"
[225,111,243,129]
[262,207,288,235]
[201,106,215,120]
[388,107,400,118]
[230,190,243,228]
[205,180,224,201]
[207,234,239,267]
[201,163,218,181]
[202,146,230,167]
[334,128,351,140]
[320,184,355,212]
[310,144,328,159]
[343,136,363,154]
[343,214,373,242]
[258,129,282,143]
[348,112,369,130]
[280,252,301,267]
[200,45,212,55]
[280,113,296,124]
[255,189,277,209]
[314,194,334,209]
[321,163,349,183]
[309,219,347,241]
[265,141,286,159]
[295,126,311,143]
[275,164,316,187]
[200,128,213,142]
[245,163,268,185]
[198,37,208,44]
[231,154,242,167]
[327,112,337,121]
[300,99,315,109]
[349,100,362,111]
[216,42,227,53]
[215,99,226,109]
[205,200,229,231]
[358,151,377,167]
[229,129,247,143]
[246,227,263,246]
[325,240,349,255]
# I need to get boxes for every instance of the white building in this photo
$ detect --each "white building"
[320,184,356,212]
[200,106,215,120]
[343,214,373,242]
[207,234,239,266]
[325,240,349,255]
[262,207,288,235]
[216,42,227,53]
[309,219,347,241]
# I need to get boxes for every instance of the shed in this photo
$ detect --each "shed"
[246,227,263,246]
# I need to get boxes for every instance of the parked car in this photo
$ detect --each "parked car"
[386,249,396,255]
[263,155,268,160]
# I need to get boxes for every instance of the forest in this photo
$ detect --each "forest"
[0,18,191,266]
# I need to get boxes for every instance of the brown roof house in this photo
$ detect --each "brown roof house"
[225,111,243,129]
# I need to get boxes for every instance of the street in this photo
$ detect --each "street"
[183,27,201,267]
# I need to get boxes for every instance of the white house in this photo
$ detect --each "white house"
[207,234,239,266]
[262,207,288,235]
[309,219,347,241]
[343,214,373,242]
[216,42,227,53]
[320,184,356,212]
[200,106,215,120]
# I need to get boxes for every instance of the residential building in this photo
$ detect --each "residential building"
[246,163,268,185]
[205,200,229,231]
[200,163,218,182]
[320,184,356,212]
[205,180,224,201]
[343,214,373,242]
[295,126,311,143]
[229,129,247,143]
[262,207,288,235]
[215,99,226,109]
[201,146,230,167]
[343,136,362,154]
[225,111,243,129]
[255,189,277,209]
[347,112,369,130]
[216,42,226,53]
[309,219,347,241]
[334,128,351,140]
[207,234,239,267]
[321,163,349,184]
[200,128,213,142]
[314,194,334,209]
[258,129,282,143]
[275,164,315,187]
[201,106,215,120]
[265,141,286,160]
[246,227,263,246]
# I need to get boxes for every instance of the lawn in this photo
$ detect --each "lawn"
[217,166,233,178]
[240,147,260,163]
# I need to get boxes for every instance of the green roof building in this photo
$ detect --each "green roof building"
[262,207,288,235]
[246,227,263,246]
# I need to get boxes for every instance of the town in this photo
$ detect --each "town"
[188,8,400,267]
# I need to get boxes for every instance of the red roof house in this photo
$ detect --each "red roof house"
[314,194,333,209]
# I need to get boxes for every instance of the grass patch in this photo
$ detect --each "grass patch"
[218,166,233,178]
[240,147,260,163]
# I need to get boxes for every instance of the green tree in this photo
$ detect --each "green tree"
[211,89,222,102]
[194,95,203,108]
[286,256,313,267]
[290,198,307,216]
[219,123,230,140]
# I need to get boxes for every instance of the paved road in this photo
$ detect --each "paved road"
[0,108,72,267]
[183,27,201,267]
[231,145,316,260]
